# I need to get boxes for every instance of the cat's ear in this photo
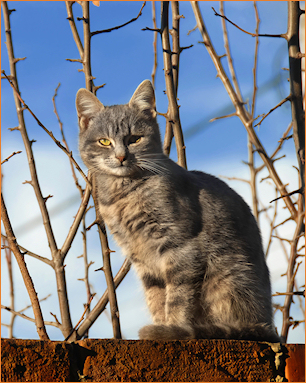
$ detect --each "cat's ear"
[129,80,156,118]
[76,89,105,130]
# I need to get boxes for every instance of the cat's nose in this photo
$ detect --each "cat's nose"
[116,155,126,163]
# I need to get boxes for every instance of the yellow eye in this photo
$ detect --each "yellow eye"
[99,138,111,146]
[129,136,142,144]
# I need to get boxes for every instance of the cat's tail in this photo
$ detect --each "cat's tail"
[139,323,280,342]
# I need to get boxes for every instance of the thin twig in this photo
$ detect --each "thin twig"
[270,187,304,204]
[76,259,131,339]
[64,295,94,341]
[1,234,54,267]
[256,122,293,174]
[286,1,305,208]
[212,7,286,38]
[2,237,15,338]
[66,2,123,340]
[191,1,297,221]
[209,112,237,123]
[1,305,59,328]
[281,202,305,342]
[2,2,75,339]
[251,1,260,120]
[91,2,146,36]
[1,151,22,165]
[274,290,305,297]
[1,193,49,340]
[220,2,243,104]
[254,95,292,128]
[161,1,187,169]
[65,1,84,58]
[89,172,122,340]
[151,1,158,87]
[264,190,278,257]
[2,71,90,188]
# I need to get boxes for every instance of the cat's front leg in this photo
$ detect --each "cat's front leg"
[139,260,197,340]
[140,272,166,324]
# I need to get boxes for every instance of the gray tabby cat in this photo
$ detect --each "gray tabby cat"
[76,80,279,342]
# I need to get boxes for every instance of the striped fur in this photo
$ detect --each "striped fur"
[77,80,279,342]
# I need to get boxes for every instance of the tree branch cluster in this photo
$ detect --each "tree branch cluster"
[1,1,304,344]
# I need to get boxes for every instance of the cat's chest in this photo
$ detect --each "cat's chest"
[98,178,168,256]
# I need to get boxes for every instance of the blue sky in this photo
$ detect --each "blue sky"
[1,1,304,342]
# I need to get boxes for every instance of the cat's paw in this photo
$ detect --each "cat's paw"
[139,324,193,340]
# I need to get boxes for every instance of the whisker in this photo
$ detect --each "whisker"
[136,158,170,175]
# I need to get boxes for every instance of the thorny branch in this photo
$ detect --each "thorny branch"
[2,0,304,343]
[191,1,304,342]
[212,6,286,38]
[2,1,74,339]
[1,193,49,340]
[286,1,305,207]
[2,234,54,267]
[1,150,22,165]
[161,1,187,169]
[65,0,122,340]
[2,238,16,338]
[151,1,158,87]
[91,2,146,36]
[2,71,90,188]
[76,259,131,339]
[191,1,298,222]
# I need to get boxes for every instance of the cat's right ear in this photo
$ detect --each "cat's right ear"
[76,89,105,130]
[129,80,156,118]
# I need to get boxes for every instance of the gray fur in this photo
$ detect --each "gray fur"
[76,80,279,342]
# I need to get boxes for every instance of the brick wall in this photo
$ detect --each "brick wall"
[1,338,304,382]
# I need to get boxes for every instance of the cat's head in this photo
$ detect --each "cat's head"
[76,80,164,177]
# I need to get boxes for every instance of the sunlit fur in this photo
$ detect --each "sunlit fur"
[76,80,280,342]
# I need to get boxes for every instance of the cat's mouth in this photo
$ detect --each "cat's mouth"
[108,161,139,177]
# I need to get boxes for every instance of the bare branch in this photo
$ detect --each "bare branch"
[1,234,54,267]
[254,95,292,128]
[281,203,305,342]
[76,258,131,339]
[1,305,59,328]
[1,193,49,340]
[219,2,243,104]
[91,2,146,36]
[1,150,22,165]
[52,83,84,195]
[163,1,183,157]
[274,290,305,297]
[86,172,122,340]
[191,1,298,221]
[2,236,15,338]
[64,295,94,341]
[251,1,260,120]
[161,1,187,169]
[286,1,305,208]
[2,71,90,188]
[61,183,91,260]
[212,7,286,38]
[270,187,304,204]
[151,1,158,87]
[1,2,59,255]
[209,112,237,122]
[65,1,84,59]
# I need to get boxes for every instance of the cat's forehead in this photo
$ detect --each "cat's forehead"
[91,104,141,137]
[99,104,132,122]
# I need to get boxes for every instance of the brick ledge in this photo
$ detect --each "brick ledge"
[1,338,305,382]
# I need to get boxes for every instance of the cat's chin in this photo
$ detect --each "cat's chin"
[104,165,138,177]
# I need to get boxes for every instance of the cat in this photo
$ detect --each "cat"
[76,80,280,342]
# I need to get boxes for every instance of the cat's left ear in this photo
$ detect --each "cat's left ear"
[129,80,156,118]
[76,89,105,130]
